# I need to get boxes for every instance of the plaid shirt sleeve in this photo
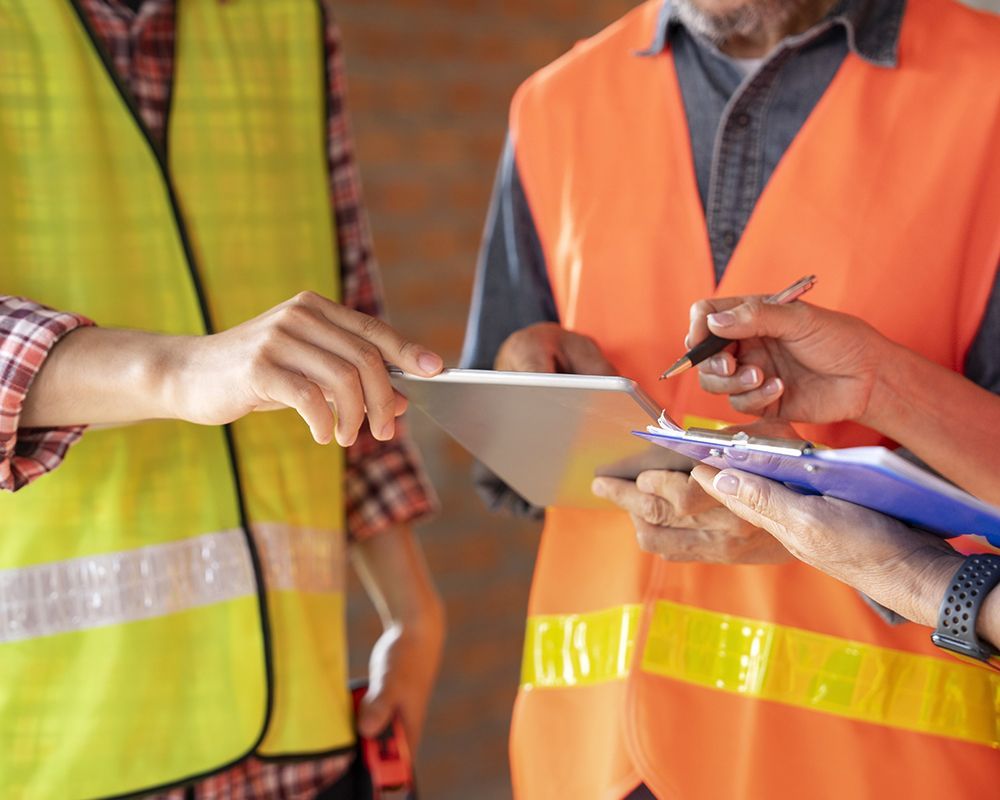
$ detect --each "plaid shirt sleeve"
[0,296,93,492]
[323,9,439,541]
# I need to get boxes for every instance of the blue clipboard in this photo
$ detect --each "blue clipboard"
[634,423,1000,547]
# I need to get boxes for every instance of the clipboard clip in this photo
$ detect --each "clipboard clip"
[651,421,815,457]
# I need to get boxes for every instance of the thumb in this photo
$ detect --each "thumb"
[705,299,815,343]
[690,465,793,543]
[357,681,396,738]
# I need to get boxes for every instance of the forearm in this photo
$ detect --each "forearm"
[351,524,444,745]
[350,525,444,633]
[20,326,183,428]
[864,342,1000,504]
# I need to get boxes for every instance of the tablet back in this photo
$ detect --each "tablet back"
[391,369,690,509]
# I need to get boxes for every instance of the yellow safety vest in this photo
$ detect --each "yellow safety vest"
[0,1,354,797]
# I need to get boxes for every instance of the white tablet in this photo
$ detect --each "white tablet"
[390,368,692,509]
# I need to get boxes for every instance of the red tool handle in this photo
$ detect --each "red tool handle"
[351,683,415,798]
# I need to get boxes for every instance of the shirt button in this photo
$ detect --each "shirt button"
[722,231,737,248]
[735,112,751,128]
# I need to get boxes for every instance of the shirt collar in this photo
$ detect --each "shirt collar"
[636,0,904,68]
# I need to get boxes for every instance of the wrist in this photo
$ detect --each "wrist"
[394,586,446,639]
[154,334,206,421]
[22,327,190,427]
[351,525,446,642]
[859,338,918,434]
[878,546,963,628]
[930,554,1000,663]
[978,581,1000,651]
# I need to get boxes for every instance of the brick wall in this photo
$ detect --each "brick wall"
[334,2,634,798]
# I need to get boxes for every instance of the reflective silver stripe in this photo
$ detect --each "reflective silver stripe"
[0,529,255,644]
[0,524,344,644]
[252,523,345,594]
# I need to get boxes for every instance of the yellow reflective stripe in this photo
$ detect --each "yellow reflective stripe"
[520,601,1000,748]
[521,604,642,689]
[678,414,832,450]
[680,414,732,430]
[642,600,1000,749]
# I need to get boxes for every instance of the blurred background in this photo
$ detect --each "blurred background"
[334,1,999,798]
[334,2,631,797]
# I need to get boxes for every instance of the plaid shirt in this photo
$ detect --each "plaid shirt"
[0,0,437,796]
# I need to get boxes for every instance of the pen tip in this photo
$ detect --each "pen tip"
[659,357,692,380]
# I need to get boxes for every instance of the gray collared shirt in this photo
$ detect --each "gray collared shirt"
[646,0,903,277]
[461,0,1000,399]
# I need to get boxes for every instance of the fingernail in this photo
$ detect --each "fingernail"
[762,377,782,396]
[739,367,759,386]
[417,351,443,374]
[709,356,728,374]
[708,311,736,328]
[377,422,394,441]
[714,473,740,495]
[591,479,606,496]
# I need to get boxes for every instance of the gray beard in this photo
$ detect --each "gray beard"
[672,0,809,44]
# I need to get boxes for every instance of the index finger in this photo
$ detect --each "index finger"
[300,292,444,377]
[686,296,750,349]
[591,477,678,526]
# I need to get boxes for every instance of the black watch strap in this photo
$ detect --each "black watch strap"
[931,554,1000,663]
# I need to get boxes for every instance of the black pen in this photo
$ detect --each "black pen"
[659,274,817,380]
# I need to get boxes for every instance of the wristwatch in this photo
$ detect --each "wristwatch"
[931,554,1000,666]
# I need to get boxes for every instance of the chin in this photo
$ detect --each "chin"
[688,0,759,12]
[674,0,806,42]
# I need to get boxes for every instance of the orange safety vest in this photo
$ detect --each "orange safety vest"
[508,0,1000,797]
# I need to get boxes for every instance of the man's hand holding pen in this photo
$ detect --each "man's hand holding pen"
[685,296,891,425]
[660,274,816,379]
[599,280,910,565]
